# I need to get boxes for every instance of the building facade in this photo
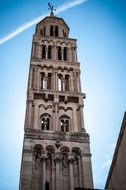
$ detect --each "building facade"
[19,11,93,190]
[105,112,126,190]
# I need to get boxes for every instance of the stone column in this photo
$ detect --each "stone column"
[61,47,63,61]
[52,44,56,60]
[73,71,77,92]
[71,47,75,63]
[82,154,93,188]
[54,102,59,131]
[46,47,48,59]
[74,47,78,62]
[38,45,42,59]
[62,78,65,91]
[33,104,39,129]
[78,72,82,93]
[36,68,40,90]
[27,99,33,128]
[55,152,61,190]
[33,68,37,90]
[44,76,48,90]
[41,152,47,190]
[32,42,36,58]
[29,68,33,89]
[68,155,74,190]
[53,71,57,91]
[78,155,83,187]
[79,105,85,132]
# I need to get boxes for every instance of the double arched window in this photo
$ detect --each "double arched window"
[50,25,59,37]
[41,73,52,90]
[40,113,51,130]
[60,115,70,132]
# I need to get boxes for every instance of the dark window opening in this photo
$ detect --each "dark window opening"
[50,25,53,36]
[65,75,69,91]
[47,73,52,90]
[55,26,59,37]
[43,27,46,36]
[48,46,52,59]
[64,47,67,61]
[45,182,49,190]
[42,45,46,59]
[58,46,62,60]
[40,29,43,36]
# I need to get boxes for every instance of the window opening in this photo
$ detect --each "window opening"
[41,117,50,130]
[40,29,43,36]
[42,45,46,59]
[64,47,67,61]
[50,25,53,36]
[45,182,49,190]
[61,119,69,132]
[48,46,52,59]
[41,74,46,89]
[47,73,52,90]
[58,46,62,60]
[58,77,62,91]
[55,26,59,37]
[65,75,69,91]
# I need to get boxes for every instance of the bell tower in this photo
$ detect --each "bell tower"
[19,8,93,190]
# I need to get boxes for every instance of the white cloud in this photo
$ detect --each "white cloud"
[0,0,87,45]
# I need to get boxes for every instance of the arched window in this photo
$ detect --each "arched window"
[58,46,62,60]
[40,29,43,36]
[58,75,62,91]
[47,73,52,90]
[34,144,42,162]
[41,114,51,130]
[65,75,69,91]
[55,26,59,37]
[41,73,46,89]
[60,116,70,132]
[42,45,46,59]
[63,47,67,61]
[48,45,52,59]
[50,25,53,36]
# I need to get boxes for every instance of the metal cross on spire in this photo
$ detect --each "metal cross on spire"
[48,3,56,16]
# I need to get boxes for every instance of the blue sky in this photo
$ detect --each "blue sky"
[0,0,126,189]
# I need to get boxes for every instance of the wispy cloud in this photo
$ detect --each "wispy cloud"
[0,0,87,45]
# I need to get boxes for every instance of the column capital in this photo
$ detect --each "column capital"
[54,152,61,162]
[68,155,74,163]
[41,151,48,160]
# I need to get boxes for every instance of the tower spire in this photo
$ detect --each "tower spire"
[48,3,56,16]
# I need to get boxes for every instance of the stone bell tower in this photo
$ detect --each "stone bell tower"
[19,7,93,190]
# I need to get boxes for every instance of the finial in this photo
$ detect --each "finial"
[48,3,56,16]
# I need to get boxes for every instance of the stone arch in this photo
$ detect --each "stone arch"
[45,145,56,153]
[60,146,70,153]
[72,147,81,155]
[33,144,43,161]
[72,147,82,188]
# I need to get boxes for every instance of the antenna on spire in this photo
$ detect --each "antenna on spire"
[48,3,56,16]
